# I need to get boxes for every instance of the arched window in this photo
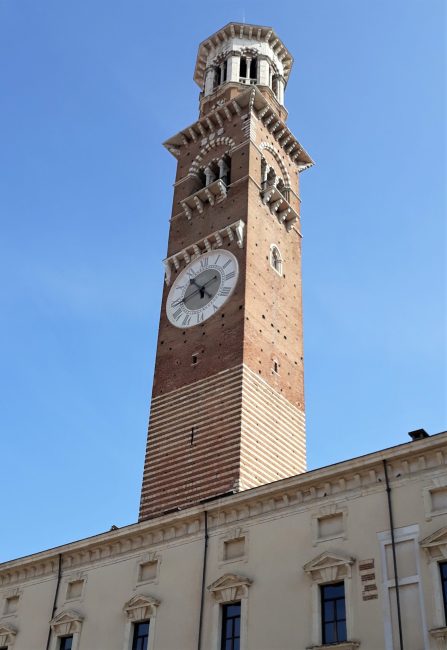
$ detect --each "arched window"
[239,57,247,79]
[270,245,283,276]
[249,57,257,81]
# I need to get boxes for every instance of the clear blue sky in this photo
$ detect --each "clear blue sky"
[1,0,445,562]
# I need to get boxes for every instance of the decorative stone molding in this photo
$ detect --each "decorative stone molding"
[50,609,83,636]
[163,88,313,170]
[189,137,235,176]
[208,573,252,603]
[180,179,227,220]
[259,142,291,187]
[163,220,245,285]
[430,627,447,650]
[124,594,160,622]
[420,527,447,561]
[304,552,355,583]
[261,183,298,231]
[306,641,360,650]
[0,622,17,646]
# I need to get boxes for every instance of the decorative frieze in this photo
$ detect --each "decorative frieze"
[163,220,245,285]
[0,433,445,589]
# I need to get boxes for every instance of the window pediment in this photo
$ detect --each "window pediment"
[421,527,447,561]
[304,552,355,583]
[0,622,17,646]
[124,594,160,621]
[207,573,252,603]
[50,609,83,636]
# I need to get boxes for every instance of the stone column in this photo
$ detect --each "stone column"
[204,67,215,96]
[227,54,240,82]
[277,77,285,104]
[204,166,215,186]
[218,158,229,181]
[258,57,270,86]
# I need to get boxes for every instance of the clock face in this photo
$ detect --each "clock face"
[166,250,239,328]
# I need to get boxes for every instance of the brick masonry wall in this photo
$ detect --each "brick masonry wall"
[139,96,307,520]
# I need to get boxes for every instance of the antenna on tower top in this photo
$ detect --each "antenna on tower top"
[242,9,246,23]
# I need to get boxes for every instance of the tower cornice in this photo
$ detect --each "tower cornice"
[163,87,314,171]
[194,22,293,89]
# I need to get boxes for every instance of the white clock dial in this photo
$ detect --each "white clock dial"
[166,250,239,328]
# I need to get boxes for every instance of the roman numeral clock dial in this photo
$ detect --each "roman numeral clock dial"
[166,250,239,328]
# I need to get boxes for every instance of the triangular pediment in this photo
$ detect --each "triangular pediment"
[421,527,447,547]
[304,552,354,573]
[0,623,17,636]
[0,622,17,647]
[304,552,355,584]
[207,573,252,604]
[124,593,160,621]
[50,609,83,626]
[124,594,160,611]
[421,527,447,561]
[50,609,83,636]
[208,573,252,592]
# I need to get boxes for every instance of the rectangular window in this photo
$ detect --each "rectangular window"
[441,562,447,623]
[59,637,73,650]
[321,582,347,644]
[132,621,149,650]
[221,602,241,650]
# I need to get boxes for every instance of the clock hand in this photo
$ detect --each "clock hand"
[173,275,220,309]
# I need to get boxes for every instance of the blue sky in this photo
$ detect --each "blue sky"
[0,0,445,562]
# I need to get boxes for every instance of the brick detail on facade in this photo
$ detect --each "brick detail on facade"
[139,365,305,520]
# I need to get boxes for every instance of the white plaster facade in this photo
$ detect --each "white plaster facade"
[1,432,447,650]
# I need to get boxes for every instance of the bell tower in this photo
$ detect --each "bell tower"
[139,23,313,520]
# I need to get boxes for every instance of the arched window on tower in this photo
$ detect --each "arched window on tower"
[239,56,247,80]
[214,66,221,89]
[270,245,283,276]
[249,57,257,82]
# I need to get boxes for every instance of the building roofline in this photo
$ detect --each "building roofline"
[1,430,445,572]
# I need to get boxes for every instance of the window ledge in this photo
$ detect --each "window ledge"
[306,641,360,650]
[430,627,447,640]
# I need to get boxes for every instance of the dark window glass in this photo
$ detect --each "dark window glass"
[132,621,150,650]
[221,602,241,650]
[441,562,447,623]
[249,57,257,80]
[59,637,73,650]
[239,57,247,78]
[321,582,347,644]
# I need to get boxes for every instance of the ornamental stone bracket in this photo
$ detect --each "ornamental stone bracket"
[306,641,360,650]
[207,573,252,603]
[420,527,447,561]
[180,179,227,220]
[124,594,160,621]
[0,622,17,646]
[261,184,298,232]
[50,609,83,637]
[163,220,245,285]
[303,551,355,584]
